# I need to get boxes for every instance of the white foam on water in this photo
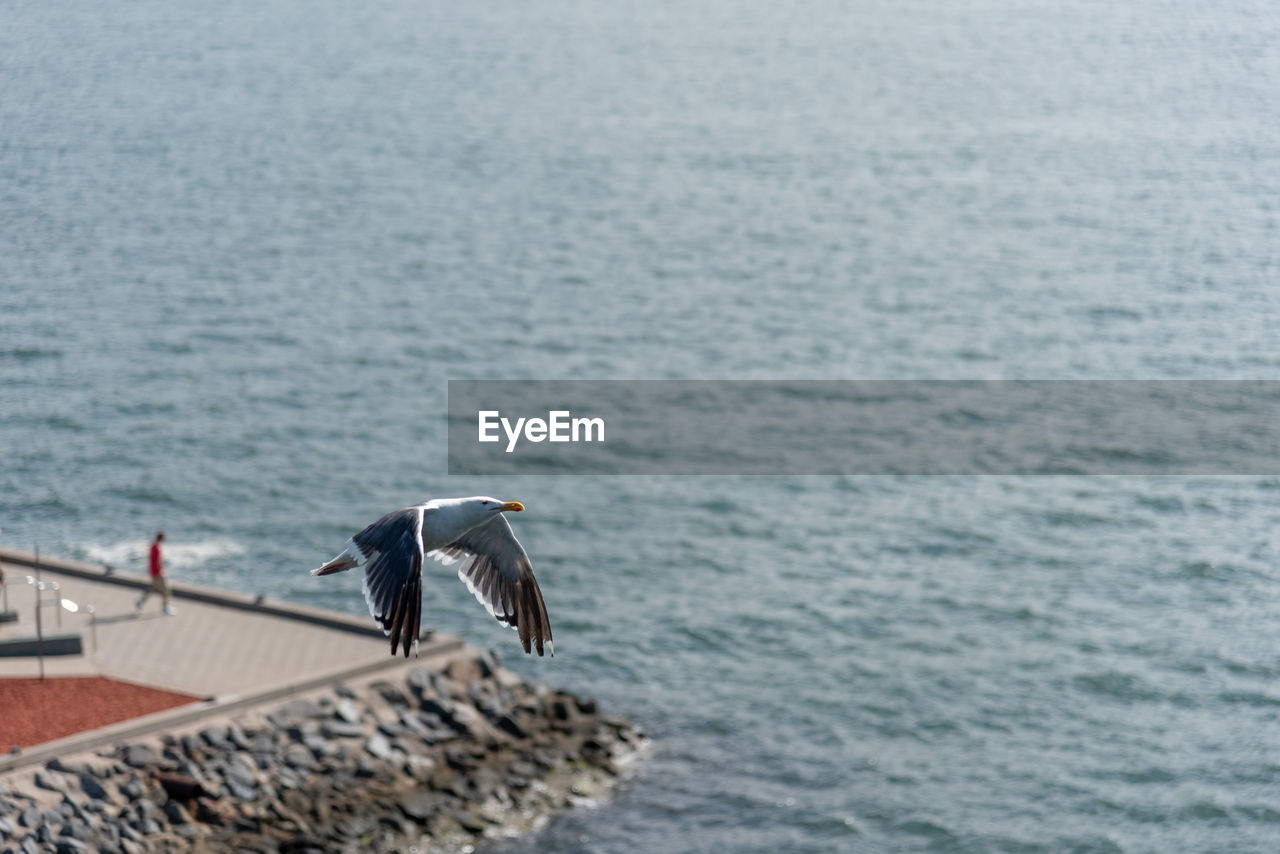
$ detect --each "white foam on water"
[84,539,246,572]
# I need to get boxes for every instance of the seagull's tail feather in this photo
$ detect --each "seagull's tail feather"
[311,540,364,576]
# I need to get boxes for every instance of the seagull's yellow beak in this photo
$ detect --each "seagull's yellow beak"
[497,501,524,512]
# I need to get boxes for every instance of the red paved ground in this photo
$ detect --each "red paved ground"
[0,677,200,750]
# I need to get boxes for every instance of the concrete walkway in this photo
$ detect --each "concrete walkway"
[0,547,463,770]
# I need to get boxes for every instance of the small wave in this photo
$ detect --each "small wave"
[1235,804,1280,824]
[1039,509,1125,529]
[1095,766,1177,785]
[41,414,85,432]
[893,817,955,841]
[1217,690,1280,708]
[1178,801,1231,822]
[1084,305,1143,322]
[105,485,176,504]
[166,540,247,569]
[1071,671,1164,703]
[1133,494,1185,514]
[83,538,246,572]
[1051,834,1123,854]
[0,347,63,362]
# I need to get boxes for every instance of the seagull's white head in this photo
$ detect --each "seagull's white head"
[453,495,524,527]
[429,495,524,534]
[478,496,524,513]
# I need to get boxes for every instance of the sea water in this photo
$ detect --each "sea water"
[4,1,1280,851]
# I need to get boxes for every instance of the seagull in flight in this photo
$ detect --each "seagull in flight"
[313,496,553,658]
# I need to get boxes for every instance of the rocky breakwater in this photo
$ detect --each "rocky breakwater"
[0,650,644,853]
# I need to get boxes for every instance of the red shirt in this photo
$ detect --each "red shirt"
[149,542,163,578]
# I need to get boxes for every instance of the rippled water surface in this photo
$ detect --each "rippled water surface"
[5,1,1280,851]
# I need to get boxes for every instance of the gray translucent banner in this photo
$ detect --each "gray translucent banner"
[447,381,1280,475]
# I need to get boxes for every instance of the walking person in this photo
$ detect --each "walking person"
[136,531,177,615]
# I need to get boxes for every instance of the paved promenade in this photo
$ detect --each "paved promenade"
[0,547,463,767]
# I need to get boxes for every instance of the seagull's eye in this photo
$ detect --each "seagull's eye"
[481,500,489,505]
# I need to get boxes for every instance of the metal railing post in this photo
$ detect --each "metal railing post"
[34,546,44,681]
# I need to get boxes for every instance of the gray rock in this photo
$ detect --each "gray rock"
[302,736,332,759]
[250,734,275,754]
[194,799,225,826]
[199,726,229,749]
[46,757,91,776]
[376,720,407,738]
[180,734,204,756]
[444,745,479,772]
[406,667,433,698]
[223,760,256,789]
[322,721,364,739]
[334,683,357,699]
[120,779,144,800]
[372,681,409,707]
[59,819,91,841]
[551,697,576,722]
[430,673,454,697]
[285,722,320,744]
[229,782,257,801]
[404,754,436,781]
[470,683,502,719]
[0,815,14,835]
[226,723,251,750]
[334,699,362,724]
[80,774,110,801]
[364,733,394,761]
[333,815,375,839]
[398,792,437,824]
[420,697,458,729]
[450,703,497,740]
[378,813,413,836]
[122,745,153,769]
[34,772,67,793]
[174,824,202,840]
[451,808,488,834]
[283,744,317,770]
[164,801,192,825]
[496,714,528,740]
[140,818,161,835]
[509,759,537,779]
[21,836,40,854]
[421,723,460,744]
[399,711,433,736]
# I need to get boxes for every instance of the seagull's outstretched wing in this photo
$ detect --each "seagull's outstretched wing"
[429,514,554,656]
[352,506,424,657]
